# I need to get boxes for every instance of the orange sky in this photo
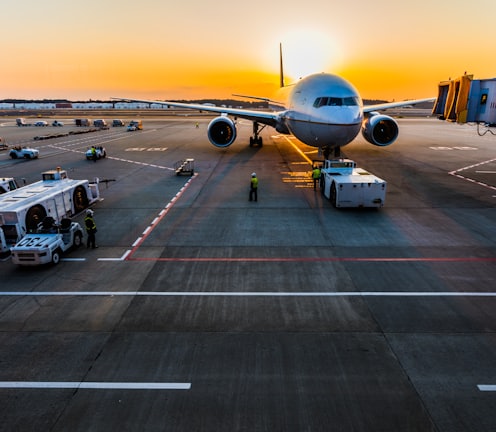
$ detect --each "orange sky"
[2,0,495,101]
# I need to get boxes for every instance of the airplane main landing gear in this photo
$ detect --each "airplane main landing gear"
[249,121,266,147]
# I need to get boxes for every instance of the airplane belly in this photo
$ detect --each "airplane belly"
[288,120,361,148]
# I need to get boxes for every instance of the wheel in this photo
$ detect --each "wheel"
[73,232,82,248]
[52,249,61,265]
[25,205,47,232]
[24,154,31,159]
[10,153,17,159]
[249,137,254,147]
[330,182,337,207]
[73,186,89,214]
[258,137,263,147]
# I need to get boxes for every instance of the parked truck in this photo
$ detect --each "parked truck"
[10,218,84,265]
[0,168,100,255]
[320,159,386,208]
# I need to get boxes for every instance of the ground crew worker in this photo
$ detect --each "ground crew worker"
[84,209,98,249]
[312,165,321,190]
[249,172,258,202]
[91,146,97,162]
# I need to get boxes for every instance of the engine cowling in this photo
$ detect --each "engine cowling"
[207,116,237,148]
[361,114,399,146]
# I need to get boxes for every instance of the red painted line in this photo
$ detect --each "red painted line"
[128,256,496,263]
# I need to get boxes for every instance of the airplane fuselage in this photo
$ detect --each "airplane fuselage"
[277,73,364,149]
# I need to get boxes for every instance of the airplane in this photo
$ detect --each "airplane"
[117,44,435,158]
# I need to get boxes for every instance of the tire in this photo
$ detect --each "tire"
[73,232,82,248]
[330,182,337,207]
[25,205,47,232]
[24,154,31,159]
[10,153,17,159]
[73,186,89,214]
[52,249,61,265]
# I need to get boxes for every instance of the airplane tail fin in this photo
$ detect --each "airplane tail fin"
[279,43,285,88]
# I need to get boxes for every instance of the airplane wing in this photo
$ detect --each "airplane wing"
[363,98,436,113]
[113,98,281,128]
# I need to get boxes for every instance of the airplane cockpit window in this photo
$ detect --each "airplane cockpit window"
[313,96,360,108]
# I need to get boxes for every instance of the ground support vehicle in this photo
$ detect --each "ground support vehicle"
[52,120,64,127]
[0,168,100,254]
[174,159,195,176]
[75,118,91,127]
[0,178,18,194]
[9,146,39,159]
[127,120,143,131]
[320,159,386,208]
[85,146,106,160]
[0,137,7,150]
[11,218,83,265]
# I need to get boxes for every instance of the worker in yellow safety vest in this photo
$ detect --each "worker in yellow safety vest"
[312,165,321,190]
[249,172,258,202]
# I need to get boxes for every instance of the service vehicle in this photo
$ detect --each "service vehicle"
[0,168,100,254]
[112,119,125,127]
[34,121,48,127]
[9,146,39,159]
[0,138,7,150]
[320,159,386,208]
[52,120,64,127]
[0,177,18,194]
[85,146,106,160]
[75,118,91,127]
[93,119,108,128]
[127,120,143,131]
[16,118,27,126]
[10,218,84,265]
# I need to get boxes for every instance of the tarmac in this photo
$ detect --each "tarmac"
[0,113,495,431]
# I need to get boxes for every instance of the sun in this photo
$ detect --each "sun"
[280,29,343,82]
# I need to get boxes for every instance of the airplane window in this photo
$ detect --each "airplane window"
[314,96,360,108]
[343,97,359,106]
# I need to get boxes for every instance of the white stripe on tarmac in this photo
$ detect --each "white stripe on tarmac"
[0,382,191,390]
[478,385,496,392]
[2,291,496,297]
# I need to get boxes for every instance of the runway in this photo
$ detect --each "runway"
[0,114,495,431]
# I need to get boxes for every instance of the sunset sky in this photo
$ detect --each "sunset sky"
[2,0,495,102]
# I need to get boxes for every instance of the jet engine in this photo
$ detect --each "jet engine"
[207,116,237,148]
[361,114,399,146]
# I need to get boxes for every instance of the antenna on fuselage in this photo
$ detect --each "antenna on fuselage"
[279,43,285,88]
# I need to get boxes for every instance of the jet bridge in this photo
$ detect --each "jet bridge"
[433,74,496,127]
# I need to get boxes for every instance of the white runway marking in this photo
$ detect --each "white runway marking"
[2,291,496,297]
[478,385,496,392]
[0,382,191,390]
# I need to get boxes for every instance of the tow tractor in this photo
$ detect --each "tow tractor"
[319,159,386,208]
[9,146,39,159]
[10,217,84,265]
